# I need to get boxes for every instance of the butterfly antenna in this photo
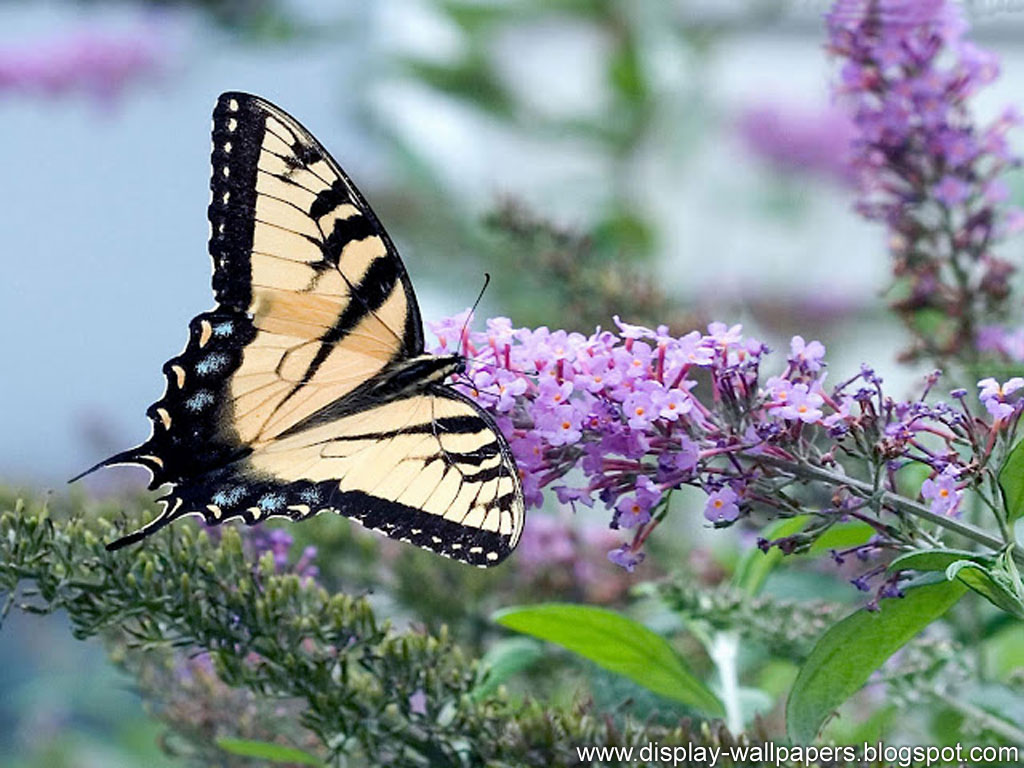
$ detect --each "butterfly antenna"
[458,273,490,357]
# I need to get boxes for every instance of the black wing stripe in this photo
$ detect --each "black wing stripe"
[257,168,326,198]
[302,415,495,445]
[295,256,401,385]
[322,215,376,264]
[310,180,352,220]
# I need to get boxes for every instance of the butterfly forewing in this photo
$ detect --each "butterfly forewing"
[209,93,422,443]
[77,92,525,565]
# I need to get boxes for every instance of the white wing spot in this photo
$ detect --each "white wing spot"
[223,141,232,153]
[227,118,238,131]
[228,98,239,112]
[486,552,499,561]
[222,191,230,204]
[222,166,230,177]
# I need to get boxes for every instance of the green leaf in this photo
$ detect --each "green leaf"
[733,519,873,598]
[473,637,544,699]
[998,437,1024,522]
[808,521,875,552]
[946,560,1024,619]
[216,738,325,766]
[888,548,994,574]
[493,603,724,716]
[733,516,808,596]
[786,579,966,742]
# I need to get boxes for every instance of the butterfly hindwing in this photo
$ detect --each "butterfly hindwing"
[77,91,526,565]
[164,385,523,565]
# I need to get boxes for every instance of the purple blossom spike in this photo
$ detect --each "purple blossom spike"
[428,314,1017,572]
[736,102,856,184]
[826,0,1022,361]
[0,25,170,106]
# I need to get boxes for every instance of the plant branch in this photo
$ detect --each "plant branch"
[755,455,1022,564]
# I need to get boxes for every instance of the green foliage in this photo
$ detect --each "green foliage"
[785,579,966,743]
[733,517,808,597]
[657,579,844,660]
[493,603,724,716]
[998,437,1024,522]
[473,637,544,699]
[0,493,772,767]
[482,202,692,331]
[216,738,326,766]
[888,548,995,574]
[946,552,1024,619]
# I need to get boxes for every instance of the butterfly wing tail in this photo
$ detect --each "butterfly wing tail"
[105,496,186,551]
[68,445,167,488]
[68,448,141,484]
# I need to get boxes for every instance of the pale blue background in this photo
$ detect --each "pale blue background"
[3,1,1023,485]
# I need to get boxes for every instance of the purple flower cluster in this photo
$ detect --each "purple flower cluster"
[431,315,1021,575]
[0,26,167,105]
[736,102,857,185]
[248,527,319,582]
[826,0,1022,358]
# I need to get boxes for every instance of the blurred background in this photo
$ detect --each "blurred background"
[3,1,1024,765]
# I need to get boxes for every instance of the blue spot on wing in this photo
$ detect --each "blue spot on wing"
[212,486,245,506]
[186,390,215,412]
[213,321,234,337]
[299,487,323,504]
[196,353,229,375]
[259,493,285,511]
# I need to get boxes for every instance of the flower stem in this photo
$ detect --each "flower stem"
[932,692,1024,745]
[709,631,743,734]
[756,455,1021,562]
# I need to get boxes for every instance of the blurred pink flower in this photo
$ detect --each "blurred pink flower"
[736,102,857,185]
[0,26,168,105]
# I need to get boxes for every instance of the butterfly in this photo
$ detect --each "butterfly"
[72,92,525,566]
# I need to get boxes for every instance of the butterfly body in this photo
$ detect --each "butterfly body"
[74,92,524,566]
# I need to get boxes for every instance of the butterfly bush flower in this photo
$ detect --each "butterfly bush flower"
[0,26,169,105]
[826,0,1022,360]
[977,376,1024,421]
[247,527,319,582]
[736,102,857,185]
[921,466,962,516]
[432,315,1024,603]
